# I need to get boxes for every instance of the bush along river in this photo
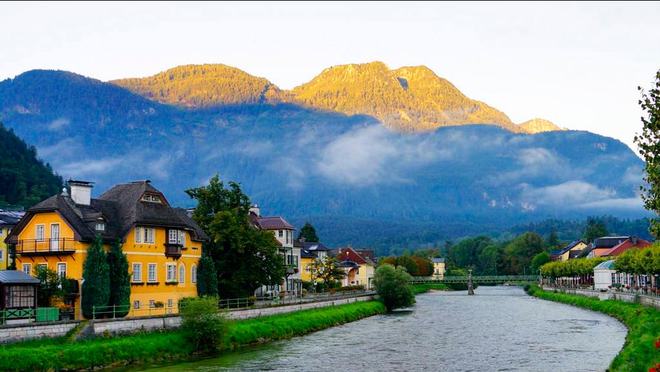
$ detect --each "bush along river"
[137,286,627,372]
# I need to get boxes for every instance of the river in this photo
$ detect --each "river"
[138,286,627,371]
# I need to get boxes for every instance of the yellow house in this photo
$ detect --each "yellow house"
[432,258,446,279]
[296,239,331,283]
[5,180,208,319]
[336,247,376,289]
[550,240,588,261]
[0,211,24,270]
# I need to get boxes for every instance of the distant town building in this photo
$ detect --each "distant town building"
[250,205,301,296]
[334,247,375,289]
[0,210,25,270]
[550,240,588,261]
[432,257,446,279]
[585,236,651,258]
[593,260,616,290]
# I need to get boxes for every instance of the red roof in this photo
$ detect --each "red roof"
[337,247,369,265]
[603,238,652,256]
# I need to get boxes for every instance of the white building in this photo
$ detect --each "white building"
[249,205,302,297]
[593,260,616,290]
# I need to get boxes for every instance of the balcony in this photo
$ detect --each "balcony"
[286,264,299,275]
[165,243,182,258]
[15,238,76,256]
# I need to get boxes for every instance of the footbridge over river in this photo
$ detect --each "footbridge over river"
[410,275,539,285]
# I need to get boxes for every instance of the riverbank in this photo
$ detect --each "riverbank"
[525,284,660,372]
[0,301,386,371]
[412,283,451,294]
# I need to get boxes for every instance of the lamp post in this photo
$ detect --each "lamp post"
[79,278,85,320]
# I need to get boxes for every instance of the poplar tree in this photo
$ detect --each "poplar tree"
[635,70,660,237]
[196,252,219,296]
[107,239,130,316]
[82,236,110,319]
[297,222,319,242]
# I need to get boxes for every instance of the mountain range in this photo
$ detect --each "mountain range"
[0,62,647,253]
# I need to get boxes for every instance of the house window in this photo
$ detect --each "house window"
[141,194,161,203]
[35,225,45,241]
[133,300,140,309]
[57,263,66,278]
[166,264,177,282]
[149,300,155,308]
[6,286,35,308]
[278,230,283,238]
[132,263,142,282]
[148,263,157,282]
[0,249,3,261]
[167,299,173,308]
[179,264,185,284]
[144,228,155,244]
[191,265,197,283]
[179,231,186,246]
[135,227,142,243]
[95,223,105,232]
[169,229,178,244]
[22,263,32,275]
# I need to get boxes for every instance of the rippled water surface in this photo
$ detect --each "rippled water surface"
[139,286,626,372]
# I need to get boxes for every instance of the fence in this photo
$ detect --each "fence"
[0,307,59,324]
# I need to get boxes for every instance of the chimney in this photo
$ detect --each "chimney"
[631,236,638,245]
[68,180,93,206]
[249,204,260,217]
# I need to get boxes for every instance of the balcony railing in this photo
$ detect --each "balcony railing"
[165,243,182,258]
[15,238,76,255]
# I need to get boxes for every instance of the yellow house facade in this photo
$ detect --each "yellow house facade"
[432,258,446,279]
[551,241,588,261]
[5,180,208,319]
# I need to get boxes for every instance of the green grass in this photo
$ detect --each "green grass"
[0,300,386,371]
[412,283,451,294]
[525,284,660,372]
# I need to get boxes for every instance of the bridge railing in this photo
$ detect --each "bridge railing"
[410,275,539,283]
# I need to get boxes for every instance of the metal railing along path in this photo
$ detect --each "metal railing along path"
[410,275,539,284]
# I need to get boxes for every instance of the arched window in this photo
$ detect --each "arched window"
[191,265,197,284]
[179,264,185,285]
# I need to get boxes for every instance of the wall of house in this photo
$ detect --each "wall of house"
[300,257,314,282]
[273,229,294,248]
[123,227,201,317]
[0,226,11,269]
[13,213,201,320]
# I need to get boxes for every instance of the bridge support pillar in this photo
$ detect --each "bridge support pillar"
[467,269,475,295]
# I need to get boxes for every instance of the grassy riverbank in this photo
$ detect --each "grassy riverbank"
[0,300,386,371]
[525,284,660,372]
[412,283,451,294]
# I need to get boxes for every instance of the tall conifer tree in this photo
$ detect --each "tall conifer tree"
[82,236,110,319]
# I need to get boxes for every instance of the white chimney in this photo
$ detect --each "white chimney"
[249,204,260,217]
[68,180,93,206]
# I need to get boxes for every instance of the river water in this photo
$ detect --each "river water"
[140,286,626,372]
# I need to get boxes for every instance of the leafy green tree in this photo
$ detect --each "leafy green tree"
[197,252,219,296]
[82,236,110,319]
[478,244,501,275]
[502,232,544,274]
[583,218,608,243]
[395,256,418,275]
[107,239,130,316]
[34,266,63,307]
[186,175,285,298]
[310,256,345,286]
[297,222,319,242]
[410,256,433,276]
[448,236,493,271]
[635,70,660,237]
[373,264,415,312]
[530,251,551,273]
[546,230,561,249]
[180,296,226,353]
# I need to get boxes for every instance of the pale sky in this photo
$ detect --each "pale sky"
[2,1,659,150]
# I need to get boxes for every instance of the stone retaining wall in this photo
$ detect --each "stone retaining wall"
[0,321,79,343]
[542,286,660,309]
[0,295,375,342]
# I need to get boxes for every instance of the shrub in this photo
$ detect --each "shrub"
[179,297,226,353]
[373,264,415,311]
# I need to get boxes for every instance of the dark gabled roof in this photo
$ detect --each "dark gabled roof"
[551,240,586,257]
[303,242,330,251]
[252,215,294,231]
[592,236,630,249]
[7,181,208,244]
[0,270,40,284]
[301,248,317,259]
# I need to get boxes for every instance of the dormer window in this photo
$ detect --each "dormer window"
[141,194,162,203]
[95,223,105,232]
